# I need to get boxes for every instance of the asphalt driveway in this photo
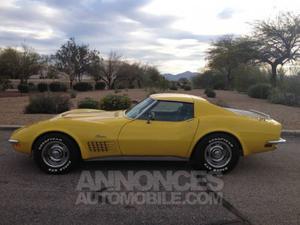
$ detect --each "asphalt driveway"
[0,130,299,225]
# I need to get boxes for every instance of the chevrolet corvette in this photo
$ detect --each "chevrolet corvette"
[9,93,285,174]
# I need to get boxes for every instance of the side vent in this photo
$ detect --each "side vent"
[87,141,115,152]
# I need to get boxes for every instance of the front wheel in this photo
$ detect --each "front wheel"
[33,133,81,174]
[191,133,241,174]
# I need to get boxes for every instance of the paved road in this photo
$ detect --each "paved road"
[0,130,299,225]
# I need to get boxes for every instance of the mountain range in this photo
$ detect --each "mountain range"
[162,71,198,81]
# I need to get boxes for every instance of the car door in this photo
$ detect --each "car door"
[118,100,198,157]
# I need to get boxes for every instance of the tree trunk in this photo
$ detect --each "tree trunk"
[226,68,232,90]
[271,64,277,86]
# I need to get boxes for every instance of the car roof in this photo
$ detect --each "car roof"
[150,93,207,103]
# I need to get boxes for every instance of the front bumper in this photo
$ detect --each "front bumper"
[8,139,19,144]
[267,138,286,144]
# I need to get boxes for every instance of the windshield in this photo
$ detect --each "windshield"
[125,97,155,119]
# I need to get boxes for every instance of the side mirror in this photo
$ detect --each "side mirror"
[147,112,155,124]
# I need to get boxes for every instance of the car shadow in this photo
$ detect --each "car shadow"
[81,160,192,171]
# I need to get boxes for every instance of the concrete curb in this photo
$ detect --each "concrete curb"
[0,125,23,130]
[282,130,300,137]
[0,125,299,137]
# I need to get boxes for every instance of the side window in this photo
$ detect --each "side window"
[139,101,194,121]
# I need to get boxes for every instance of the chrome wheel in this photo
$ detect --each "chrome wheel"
[204,140,232,168]
[41,141,70,168]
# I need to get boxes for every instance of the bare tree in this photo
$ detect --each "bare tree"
[55,38,101,87]
[99,51,122,89]
[253,12,300,86]
[116,62,144,88]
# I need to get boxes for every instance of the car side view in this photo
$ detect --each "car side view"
[9,93,285,174]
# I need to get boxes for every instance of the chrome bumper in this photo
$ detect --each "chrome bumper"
[267,138,286,144]
[8,139,19,144]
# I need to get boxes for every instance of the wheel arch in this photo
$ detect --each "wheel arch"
[31,131,82,159]
[190,131,244,160]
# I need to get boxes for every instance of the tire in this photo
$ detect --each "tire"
[33,133,81,174]
[191,133,241,174]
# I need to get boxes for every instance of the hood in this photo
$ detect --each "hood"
[54,109,125,122]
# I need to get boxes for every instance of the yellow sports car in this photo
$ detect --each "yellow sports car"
[9,93,285,174]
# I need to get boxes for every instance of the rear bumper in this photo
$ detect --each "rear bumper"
[267,138,286,144]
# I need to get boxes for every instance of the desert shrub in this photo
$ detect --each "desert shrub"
[204,88,216,98]
[95,82,106,90]
[233,65,269,92]
[17,83,29,93]
[116,85,125,89]
[183,85,192,91]
[37,82,48,92]
[128,84,135,89]
[28,82,36,92]
[247,83,271,99]
[100,94,131,111]
[69,89,77,98]
[49,81,67,92]
[78,97,99,109]
[169,85,178,90]
[73,82,93,91]
[268,88,300,106]
[178,78,191,89]
[169,82,178,90]
[25,93,71,114]
[0,78,12,91]
[280,74,300,96]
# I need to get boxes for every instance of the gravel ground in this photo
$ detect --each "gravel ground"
[0,89,299,129]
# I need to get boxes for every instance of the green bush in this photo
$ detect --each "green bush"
[17,83,29,93]
[247,83,271,99]
[100,94,131,111]
[25,93,71,114]
[78,97,99,109]
[49,82,67,92]
[95,82,106,90]
[37,82,48,92]
[73,82,93,91]
[204,88,216,98]
[268,88,299,106]
[183,85,192,91]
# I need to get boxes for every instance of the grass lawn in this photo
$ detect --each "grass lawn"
[0,88,299,129]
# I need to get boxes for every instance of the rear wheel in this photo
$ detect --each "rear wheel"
[191,133,241,174]
[33,133,81,174]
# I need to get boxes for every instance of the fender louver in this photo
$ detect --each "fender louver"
[87,141,115,152]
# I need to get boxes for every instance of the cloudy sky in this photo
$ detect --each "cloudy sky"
[0,0,299,74]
